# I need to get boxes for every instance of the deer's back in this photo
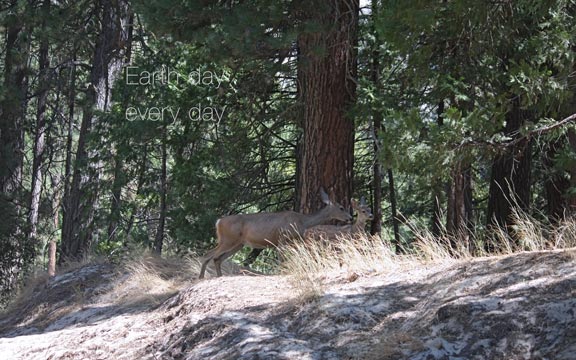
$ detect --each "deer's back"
[217,211,306,248]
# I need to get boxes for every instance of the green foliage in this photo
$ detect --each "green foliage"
[357,0,576,226]
[92,27,298,254]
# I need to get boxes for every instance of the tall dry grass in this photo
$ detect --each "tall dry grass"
[106,253,203,308]
[279,209,576,301]
[279,233,404,302]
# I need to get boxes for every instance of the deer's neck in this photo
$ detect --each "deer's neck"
[352,217,367,234]
[302,207,333,229]
[351,220,366,234]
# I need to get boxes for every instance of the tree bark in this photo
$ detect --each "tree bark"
[446,161,474,251]
[107,13,133,244]
[153,124,168,255]
[430,101,445,237]
[543,138,571,223]
[369,0,383,236]
[107,158,124,243]
[296,0,358,213]
[487,97,532,248]
[387,168,401,250]
[49,174,60,278]
[60,0,131,262]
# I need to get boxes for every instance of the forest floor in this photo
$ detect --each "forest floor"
[0,248,575,359]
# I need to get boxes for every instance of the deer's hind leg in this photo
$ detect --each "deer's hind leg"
[213,243,244,277]
[199,247,219,279]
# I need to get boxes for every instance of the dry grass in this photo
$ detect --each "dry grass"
[551,219,576,249]
[484,209,576,254]
[108,253,201,308]
[0,250,234,332]
[1,255,107,314]
[0,258,113,332]
[279,233,403,302]
[279,210,576,302]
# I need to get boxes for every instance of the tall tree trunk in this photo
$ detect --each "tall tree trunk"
[296,0,358,213]
[565,50,576,212]
[48,174,60,278]
[369,0,383,236]
[60,50,77,266]
[125,146,148,240]
[0,1,31,298]
[60,0,130,262]
[543,138,571,223]
[27,0,51,260]
[107,158,124,243]
[430,101,445,236]
[487,97,532,248]
[153,124,168,255]
[107,13,134,244]
[566,130,576,211]
[371,142,384,235]
[446,161,474,251]
[62,51,77,213]
[387,168,401,250]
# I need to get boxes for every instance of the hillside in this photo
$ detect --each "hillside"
[1,249,575,359]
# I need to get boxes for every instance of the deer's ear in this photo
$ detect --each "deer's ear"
[351,199,358,208]
[360,196,367,206]
[320,187,332,205]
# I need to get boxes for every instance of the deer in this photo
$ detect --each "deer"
[242,197,374,267]
[304,196,373,241]
[198,188,353,279]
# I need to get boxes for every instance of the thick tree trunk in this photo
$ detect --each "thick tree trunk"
[262,0,358,268]
[60,0,130,262]
[296,0,358,213]
[487,97,532,248]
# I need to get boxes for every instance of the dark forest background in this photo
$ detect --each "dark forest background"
[1,0,575,303]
